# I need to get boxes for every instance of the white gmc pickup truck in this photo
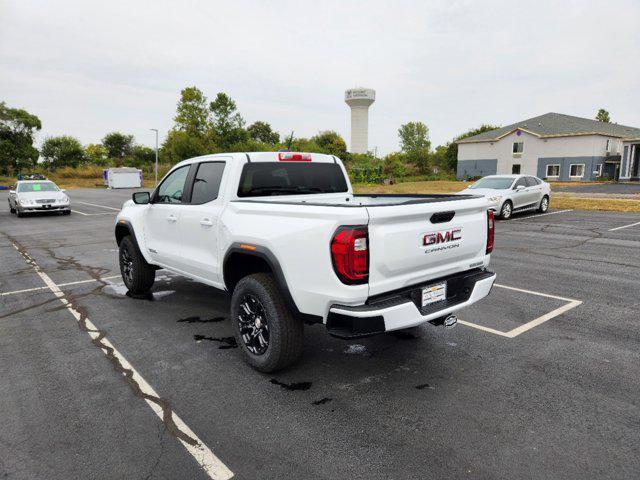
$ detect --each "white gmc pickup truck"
[115,152,496,371]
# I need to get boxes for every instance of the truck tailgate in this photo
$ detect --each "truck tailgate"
[366,197,490,296]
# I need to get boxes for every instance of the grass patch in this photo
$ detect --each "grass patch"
[551,196,640,213]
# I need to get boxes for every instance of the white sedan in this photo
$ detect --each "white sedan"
[458,174,551,220]
[8,180,71,217]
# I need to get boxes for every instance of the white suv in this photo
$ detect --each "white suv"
[458,175,551,220]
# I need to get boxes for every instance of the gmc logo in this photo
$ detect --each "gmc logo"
[423,228,462,246]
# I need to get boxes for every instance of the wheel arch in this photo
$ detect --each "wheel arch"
[223,244,322,325]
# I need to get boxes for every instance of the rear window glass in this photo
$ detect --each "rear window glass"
[237,162,348,197]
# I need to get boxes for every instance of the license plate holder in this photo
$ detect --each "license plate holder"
[421,282,447,307]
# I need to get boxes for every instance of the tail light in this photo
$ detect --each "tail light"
[278,152,312,161]
[331,226,369,284]
[486,210,495,254]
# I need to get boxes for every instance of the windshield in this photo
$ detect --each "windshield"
[18,182,59,193]
[238,162,348,197]
[469,177,514,190]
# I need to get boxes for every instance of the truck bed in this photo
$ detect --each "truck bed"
[232,193,480,207]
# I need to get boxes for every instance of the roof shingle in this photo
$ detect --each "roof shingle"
[458,112,640,143]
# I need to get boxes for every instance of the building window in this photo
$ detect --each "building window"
[512,164,521,174]
[606,139,611,152]
[594,164,603,177]
[546,164,560,177]
[512,142,524,155]
[569,164,585,178]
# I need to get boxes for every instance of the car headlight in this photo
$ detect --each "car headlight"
[58,196,69,204]
[488,195,502,202]
[18,198,32,206]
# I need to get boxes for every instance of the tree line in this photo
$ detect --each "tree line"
[3,91,612,180]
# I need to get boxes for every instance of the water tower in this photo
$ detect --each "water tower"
[345,88,375,154]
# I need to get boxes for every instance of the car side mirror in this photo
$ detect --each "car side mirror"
[9,190,15,195]
[515,185,525,191]
[60,189,66,192]
[132,191,150,204]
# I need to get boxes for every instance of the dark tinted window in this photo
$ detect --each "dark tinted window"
[514,178,527,188]
[525,176,538,187]
[155,165,190,204]
[512,164,521,174]
[191,162,225,204]
[238,162,348,197]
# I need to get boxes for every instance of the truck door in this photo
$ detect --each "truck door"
[177,160,228,285]
[143,164,192,267]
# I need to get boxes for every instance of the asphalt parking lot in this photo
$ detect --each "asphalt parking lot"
[1,189,639,480]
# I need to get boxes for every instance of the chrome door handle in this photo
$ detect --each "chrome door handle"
[167,215,177,222]
[200,218,213,227]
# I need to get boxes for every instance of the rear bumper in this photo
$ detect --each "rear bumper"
[326,269,496,338]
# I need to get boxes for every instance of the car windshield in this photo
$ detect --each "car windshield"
[18,182,59,192]
[469,177,514,190]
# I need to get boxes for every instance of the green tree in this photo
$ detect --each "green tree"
[102,132,134,160]
[382,152,407,178]
[247,121,280,144]
[40,136,84,168]
[130,145,156,166]
[161,129,211,164]
[311,130,348,158]
[84,143,109,165]
[398,121,431,153]
[0,101,42,174]
[596,108,611,123]
[209,92,247,148]
[174,86,210,135]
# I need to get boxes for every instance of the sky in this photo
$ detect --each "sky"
[1,0,639,155]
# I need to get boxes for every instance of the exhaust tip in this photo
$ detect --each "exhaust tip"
[444,315,458,328]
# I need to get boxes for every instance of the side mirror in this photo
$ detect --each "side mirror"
[9,190,15,195]
[60,189,66,192]
[132,191,150,204]
[515,185,525,191]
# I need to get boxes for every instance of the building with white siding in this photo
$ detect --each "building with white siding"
[456,113,640,181]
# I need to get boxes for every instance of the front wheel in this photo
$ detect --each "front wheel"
[119,236,155,294]
[498,200,513,220]
[538,195,549,213]
[231,273,303,372]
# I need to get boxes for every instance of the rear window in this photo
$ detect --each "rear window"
[237,162,348,197]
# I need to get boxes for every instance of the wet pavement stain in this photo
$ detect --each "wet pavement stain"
[311,397,332,405]
[193,334,237,349]
[270,379,312,391]
[4,234,201,447]
[415,383,436,390]
[178,316,226,324]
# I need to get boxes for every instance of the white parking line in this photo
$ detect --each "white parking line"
[510,209,573,221]
[71,209,115,216]
[0,275,121,296]
[459,284,582,338]
[608,221,640,232]
[9,241,234,480]
[76,201,121,211]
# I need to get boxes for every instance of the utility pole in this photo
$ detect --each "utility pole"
[150,128,159,186]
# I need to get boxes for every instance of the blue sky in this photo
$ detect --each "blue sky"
[1,0,639,154]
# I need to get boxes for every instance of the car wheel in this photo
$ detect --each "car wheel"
[499,200,513,220]
[119,236,155,294]
[16,210,24,218]
[538,195,549,213]
[231,273,303,372]
[9,204,15,214]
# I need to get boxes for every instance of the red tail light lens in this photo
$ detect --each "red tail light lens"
[331,226,369,284]
[486,210,495,254]
[278,152,312,161]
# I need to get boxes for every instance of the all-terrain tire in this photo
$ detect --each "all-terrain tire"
[499,200,513,220]
[231,273,303,372]
[119,236,155,294]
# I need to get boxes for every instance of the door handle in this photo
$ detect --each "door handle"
[200,218,213,227]
[166,215,177,222]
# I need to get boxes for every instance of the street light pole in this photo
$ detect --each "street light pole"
[150,128,159,186]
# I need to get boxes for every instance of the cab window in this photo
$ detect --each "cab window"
[154,165,190,204]
[525,177,538,187]
[190,162,225,204]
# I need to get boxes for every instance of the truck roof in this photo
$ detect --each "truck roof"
[174,151,340,168]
